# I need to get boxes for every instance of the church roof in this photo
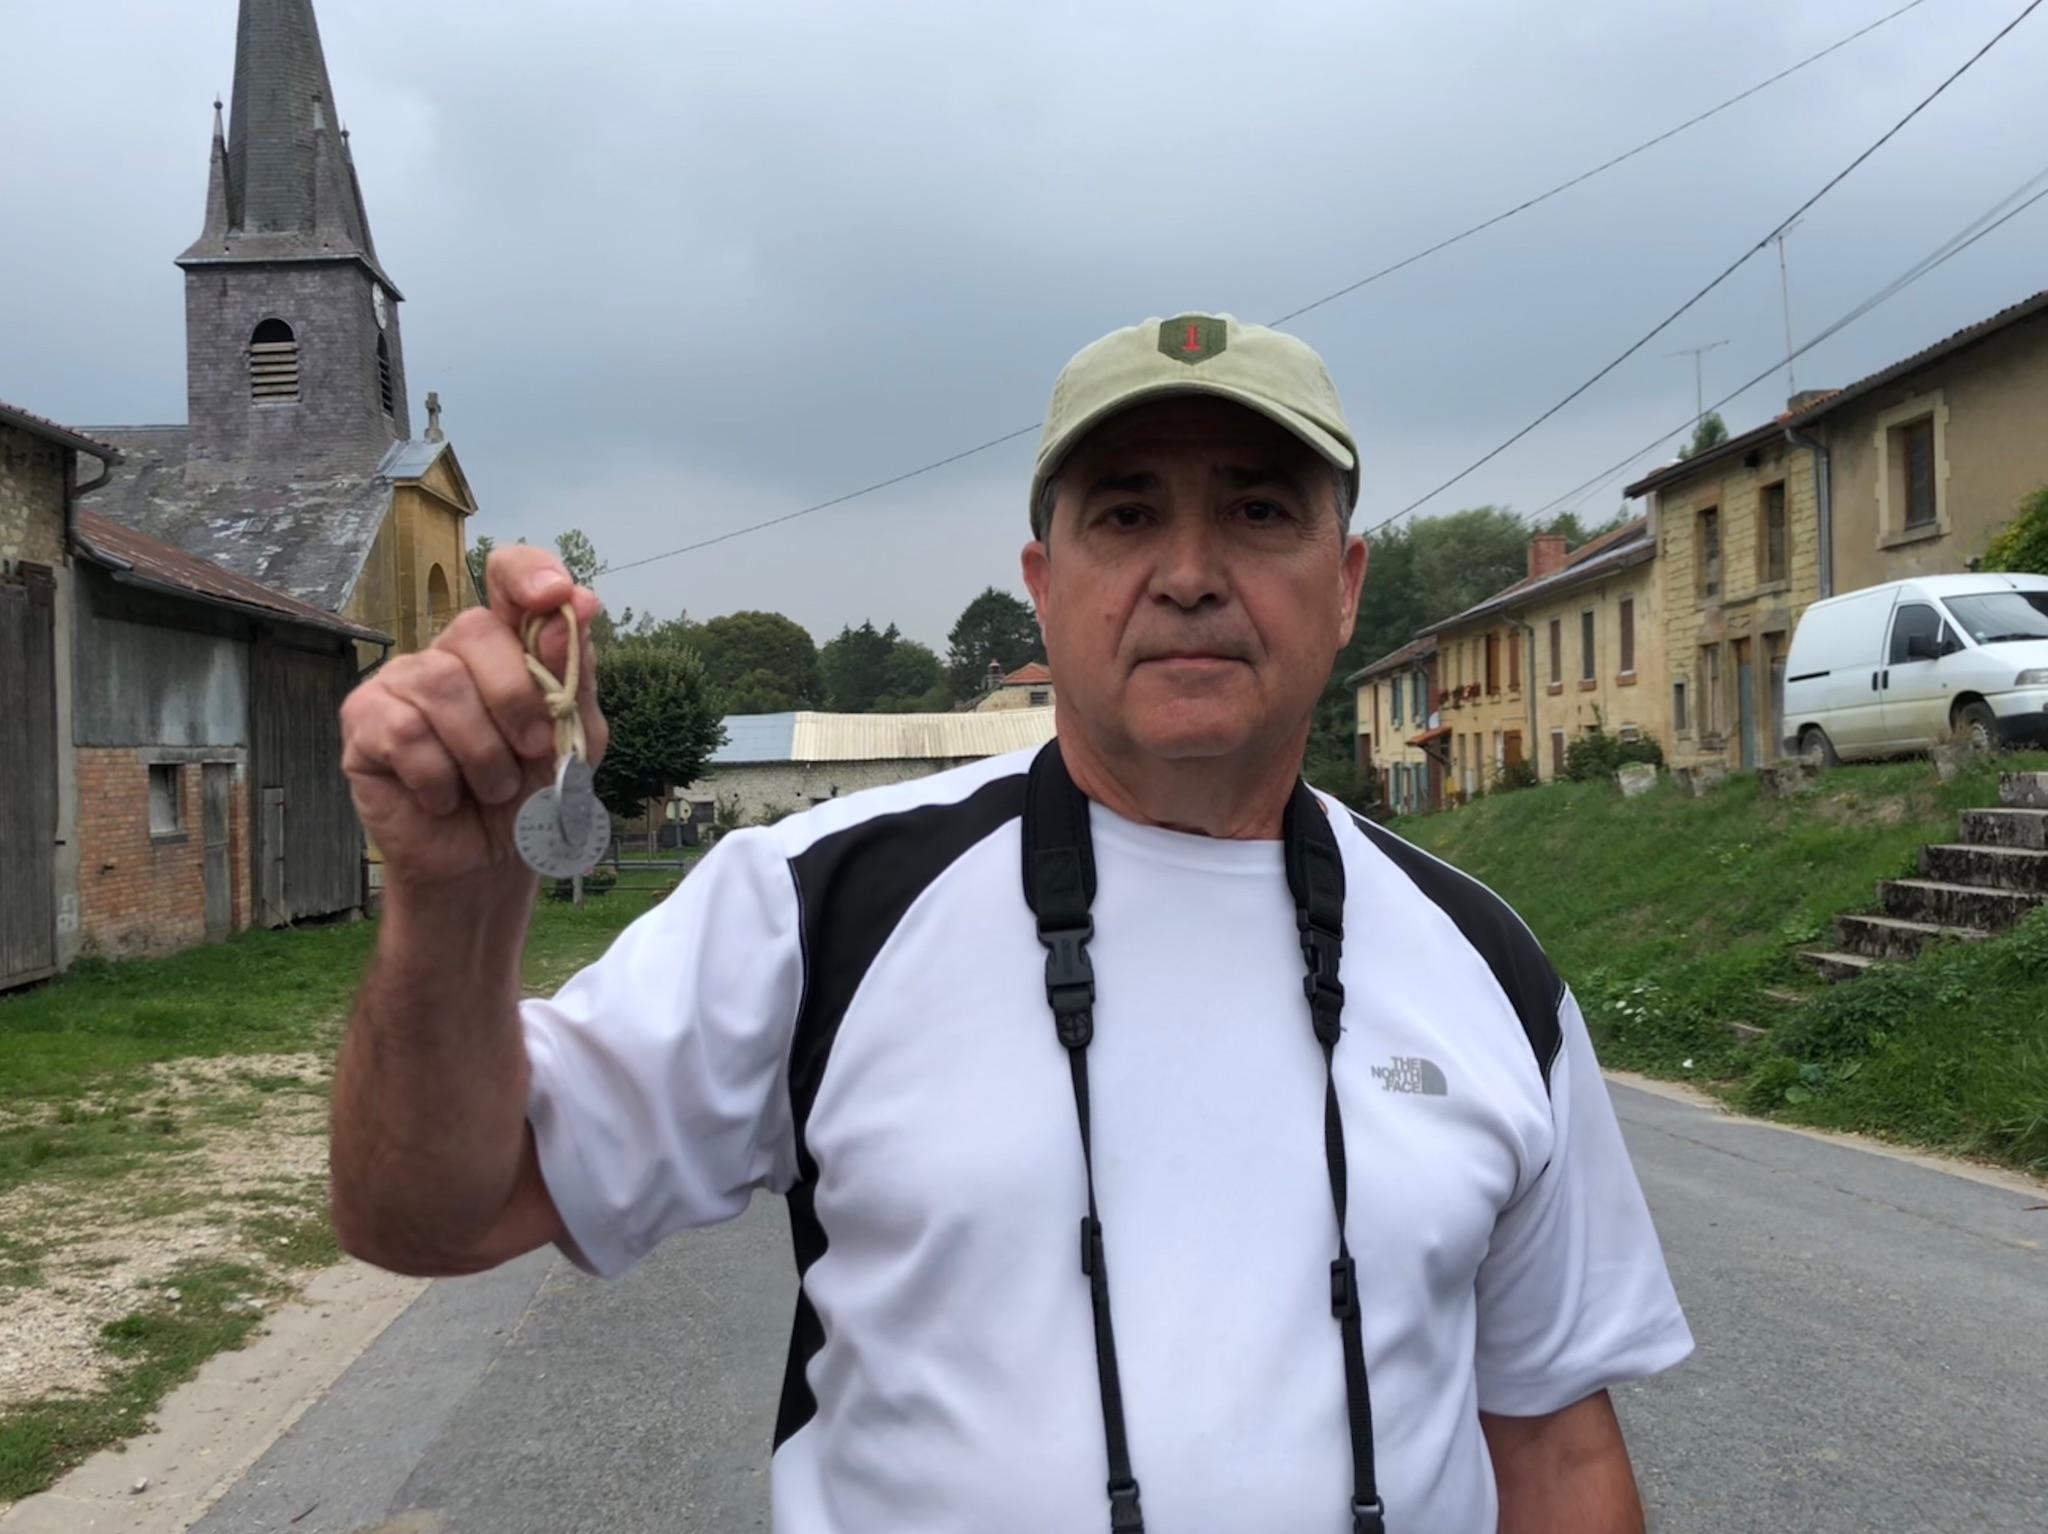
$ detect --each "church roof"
[73,508,386,643]
[178,0,400,295]
[75,427,461,615]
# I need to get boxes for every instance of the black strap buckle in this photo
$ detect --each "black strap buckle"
[1351,1495,1386,1534]
[1330,1255,1358,1320]
[1300,925,1345,1047]
[1040,921,1096,1050]
[1108,1477,1145,1533]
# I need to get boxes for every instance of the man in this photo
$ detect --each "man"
[333,314,1692,1533]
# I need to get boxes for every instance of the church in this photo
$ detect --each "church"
[83,0,478,664]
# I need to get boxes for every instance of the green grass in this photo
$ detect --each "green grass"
[0,1259,280,1503]
[1396,751,2048,1176]
[0,867,686,1504]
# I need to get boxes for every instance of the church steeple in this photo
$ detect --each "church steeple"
[178,0,411,469]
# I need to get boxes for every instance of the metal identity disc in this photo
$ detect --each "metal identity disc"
[514,785,612,878]
[555,753,598,846]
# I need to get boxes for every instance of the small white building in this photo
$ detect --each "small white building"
[677,708,1057,829]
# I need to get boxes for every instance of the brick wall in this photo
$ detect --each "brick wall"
[75,749,250,957]
[0,424,68,568]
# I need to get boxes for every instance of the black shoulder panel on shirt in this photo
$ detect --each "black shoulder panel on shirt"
[1347,812,1565,1094]
[773,771,1029,1450]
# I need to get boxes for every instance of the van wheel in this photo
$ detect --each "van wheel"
[1799,726,1838,768]
[1954,700,1998,754]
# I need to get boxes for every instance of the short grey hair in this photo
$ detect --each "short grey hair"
[1033,460,1353,542]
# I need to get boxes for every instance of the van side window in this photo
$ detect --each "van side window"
[1888,603,1943,664]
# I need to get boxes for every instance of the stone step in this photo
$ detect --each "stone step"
[1761,987,1811,1009]
[1960,807,2048,850]
[1879,878,2047,931]
[1799,949,1879,983]
[1725,1020,1771,1045]
[1920,842,2048,893]
[2001,771,2048,809]
[1836,912,1992,961]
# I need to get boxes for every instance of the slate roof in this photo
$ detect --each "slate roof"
[1346,634,1437,687]
[76,430,458,614]
[73,508,386,642]
[1420,518,1653,636]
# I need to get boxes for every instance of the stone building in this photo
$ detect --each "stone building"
[974,661,1056,712]
[79,0,478,664]
[1347,638,1441,812]
[2,399,376,989]
[678,709,1058,829]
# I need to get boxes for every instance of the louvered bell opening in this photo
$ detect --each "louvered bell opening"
[377,339,394,417]
[249,341,300,403]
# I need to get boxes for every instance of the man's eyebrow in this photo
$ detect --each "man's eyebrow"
[1217,463,1310,495]
[1084,470,1161,497]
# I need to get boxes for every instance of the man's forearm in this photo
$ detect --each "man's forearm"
[330,875,537,1270]
[1484,1393,1645,1534]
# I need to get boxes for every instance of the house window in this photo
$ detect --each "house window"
[1548,618,1562,684]
[1580,610,1596,682]
[1899,417,1937,528]
[1761,482,1788,583]
[1619,598,1636,676]
[248,318,299,403]
[1697,507,1722,599]
[1507,632,1521,691]
[1391,677,1404,727]
[1700,645,1723,735]
[1485,632,1501,694]
[1550,729,1566,777]
[1028,689,1050,706]
[148,764,183,836]
[377,337,396,417]
[1673,680,1689,733]
[1411,670,1426,719]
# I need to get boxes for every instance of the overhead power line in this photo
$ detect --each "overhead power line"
[1525,163,2048,523]
[1366,0,2043,538]
[596,2,1936,578]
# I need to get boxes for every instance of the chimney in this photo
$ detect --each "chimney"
[1527,534,1568,582]
[984,659,1004,693]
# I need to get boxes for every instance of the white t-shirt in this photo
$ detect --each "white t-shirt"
[521,748,1692,1533]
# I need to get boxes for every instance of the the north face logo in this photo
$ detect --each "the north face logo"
[1371,1056,1448,1096]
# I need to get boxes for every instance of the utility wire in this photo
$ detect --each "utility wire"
[1265,0,1935,327]
[596,2,1936,578]
[1367,0,2042,537]
[1526,166,2048,522]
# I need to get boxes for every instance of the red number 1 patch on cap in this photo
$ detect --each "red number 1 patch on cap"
[1158,315,1227,365]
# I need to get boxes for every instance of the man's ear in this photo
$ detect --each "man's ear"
[1335,533,1368,648]
[1022,536,1052,627]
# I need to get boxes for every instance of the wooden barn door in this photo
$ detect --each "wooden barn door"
[202,763,234,937]
[0,569,59,987]
[250,637,363,925]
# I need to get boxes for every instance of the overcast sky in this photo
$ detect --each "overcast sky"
[6,0,2045,648]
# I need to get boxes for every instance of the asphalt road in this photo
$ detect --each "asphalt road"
[192,1083,2048,1534]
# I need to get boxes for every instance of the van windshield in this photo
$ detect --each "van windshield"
[1940,590,2048,646]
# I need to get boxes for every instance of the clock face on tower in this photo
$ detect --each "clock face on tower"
[372,284,388,330]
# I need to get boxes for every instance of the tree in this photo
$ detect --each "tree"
[465,533,494,603]
[1983,486,2048,574]
[591,641,725,822]
[692,611,822,709]
[549,528,617,646]
[947,587,1042,699]
[876,638,948,712]
[820,621,899,712]
[1676,411,1730,461]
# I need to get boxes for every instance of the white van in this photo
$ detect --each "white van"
[1781,572,2048,763]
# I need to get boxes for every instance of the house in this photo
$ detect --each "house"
[1415,526,1655,796]
[1626,282,2048,772]
[2,399,380,989]
[77,0,478,667]
[678,708,1057,827]
[1346,637,1441,813]
[975,660,1056,712]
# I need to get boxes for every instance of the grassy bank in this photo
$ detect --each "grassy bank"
[0,864,681,1504]
[1395,752,2048,1178]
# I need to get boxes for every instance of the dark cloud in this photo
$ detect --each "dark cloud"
[6,0,2043,645]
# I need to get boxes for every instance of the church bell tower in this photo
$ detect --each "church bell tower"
[177,0,410,474]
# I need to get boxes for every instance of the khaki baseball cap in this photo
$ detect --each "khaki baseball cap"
[1030,313,1359,534]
